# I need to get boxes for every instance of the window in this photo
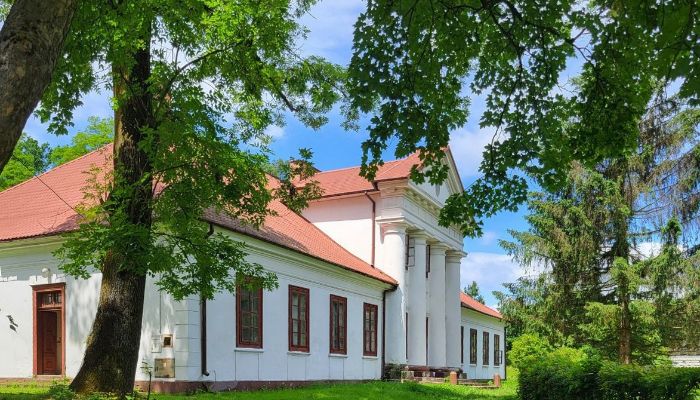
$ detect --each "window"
[163,334,173,348]
[329,295,347,354]
[363,303,378,356]
[405,234,411,270]
[469,329,478,364]
[426,245,431,277]
[494,334,501,366]
[461,327,465,364]
[289,286,310,352]
[237,286,263,348]
[483,331,490,365]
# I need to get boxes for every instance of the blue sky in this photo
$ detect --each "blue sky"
[21,1,531,307]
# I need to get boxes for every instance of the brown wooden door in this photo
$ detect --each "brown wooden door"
[39,311,59,375]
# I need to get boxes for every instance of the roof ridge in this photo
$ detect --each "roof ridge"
[0,144,112,196]
[314,156,409,176]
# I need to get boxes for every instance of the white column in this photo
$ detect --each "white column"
[407,233,428,366]
[428,244,447,367]
[445,251,464,369]
[381,221,408,365]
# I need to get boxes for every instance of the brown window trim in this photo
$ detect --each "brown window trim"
[469,328,478,365]
[494,334,501,366]
[483,331,490,366]
[289,285,310,352]
[236,286,263,349]
[329,295,347,355]
[363,303,378,357]
[32,282,66,377]
[461,326,465,364]
[426,244,431,277]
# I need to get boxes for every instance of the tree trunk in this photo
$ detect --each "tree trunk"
[619,289,632,364]
[69,30,154,396]
[0,0,77,172]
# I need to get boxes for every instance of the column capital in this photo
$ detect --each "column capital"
[446,250,467,263]
[409,231,430,244]
[428,243,449,255]
[377,217,408,234]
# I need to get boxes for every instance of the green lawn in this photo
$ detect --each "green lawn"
[0,369,518,400]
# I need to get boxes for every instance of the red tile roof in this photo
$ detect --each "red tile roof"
[460,292,503,319]
[300,152,422,197]
[0,146,396,285]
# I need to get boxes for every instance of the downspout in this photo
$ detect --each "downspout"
[363,188,377,267]
[381,285,398,379]
[200,223,215,377]
[503,326,507,381]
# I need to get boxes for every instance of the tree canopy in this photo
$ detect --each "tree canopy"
[349,0,700,237]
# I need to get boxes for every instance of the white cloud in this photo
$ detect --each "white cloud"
[449,126,499,178]
[298,1,364,63]
[265,125,285,139]
[460,251,528,304]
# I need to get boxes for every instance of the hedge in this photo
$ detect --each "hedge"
[518,356,700,400]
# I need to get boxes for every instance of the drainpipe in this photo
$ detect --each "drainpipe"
[363,189,377,267]
[503,326,507,381]
[381,285,398,378]
[200,223,215,377]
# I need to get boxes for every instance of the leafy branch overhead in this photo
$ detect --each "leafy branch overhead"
[348,0,699,237]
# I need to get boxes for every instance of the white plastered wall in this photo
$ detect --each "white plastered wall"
[460,308,506,380]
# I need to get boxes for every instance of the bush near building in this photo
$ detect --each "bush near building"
[518,352,700,400]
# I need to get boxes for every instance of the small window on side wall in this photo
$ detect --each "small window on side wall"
[469,328,478,365]
[329,295,347,354]
[237,286,263,348]
[289,285,310,352]
[483,331,490,366]
[363,303,378,356]
[494,334,501,366]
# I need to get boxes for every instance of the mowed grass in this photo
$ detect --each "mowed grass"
[0,369,518,400]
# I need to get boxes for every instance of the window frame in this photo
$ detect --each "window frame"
[329,295,347,355]
[469,328,478,365]
[236,286,263,349]
[461,326,465,364]
[494,334,501,366]
[426,244,431,277]
[288,285,310,352]
[363,303,378,357]
[483,331,490,366]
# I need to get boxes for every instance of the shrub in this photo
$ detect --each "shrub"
[47,381,75,400]
[509,334,553,370]
[518,355,700,400]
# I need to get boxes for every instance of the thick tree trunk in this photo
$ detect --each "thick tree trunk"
[0,0,77,172]
[69,32,154,396]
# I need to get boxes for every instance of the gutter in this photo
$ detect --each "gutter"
[381,285,398,378]
[200,223,214,377]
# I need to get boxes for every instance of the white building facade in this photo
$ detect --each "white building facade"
[0,147,505,390]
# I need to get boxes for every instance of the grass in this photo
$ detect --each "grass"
[0,369,518,400]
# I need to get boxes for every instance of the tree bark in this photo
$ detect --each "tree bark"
[0,0,78,173]
[69,31,154,396]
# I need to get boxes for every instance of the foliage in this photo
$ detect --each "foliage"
[36,0,346,303]
[464,281,485,304]
[48,116,113,166]
[508,334,553,371]
[47,381,75,400]
[347,0,700,237]
[0,134,50,190]
[518,353,700,400]
[497,94,700,362]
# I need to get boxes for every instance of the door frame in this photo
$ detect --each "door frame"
[32,282,66,376]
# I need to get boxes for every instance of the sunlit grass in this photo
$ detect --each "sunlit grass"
[0,369,518,400]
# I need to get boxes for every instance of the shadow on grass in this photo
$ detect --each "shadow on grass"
[1,380,519,400]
